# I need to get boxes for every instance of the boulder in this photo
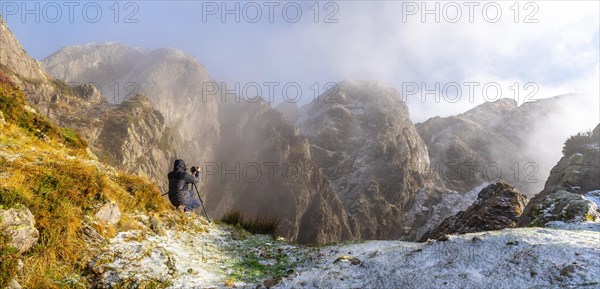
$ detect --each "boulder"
[95,203,121,225]
[0,207,39,253]
[420,181,528,241]
[149,215,165,236]
[528,190,599,226]
[6,279,21,289]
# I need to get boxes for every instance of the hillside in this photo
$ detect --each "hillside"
[0,18,177,191]
[0,72,173,288]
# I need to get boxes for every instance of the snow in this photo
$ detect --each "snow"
[97,212,600,289]
[584,190,600,208]
[405,183,487,238]
[276,228,600,289]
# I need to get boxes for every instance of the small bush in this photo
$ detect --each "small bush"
[61,128,88,149]
[221,210,244,225]
[0,187,25,209]
[221,209,279,237]
[562,130,594,156]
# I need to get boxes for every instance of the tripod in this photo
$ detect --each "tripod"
[192,182,211,223]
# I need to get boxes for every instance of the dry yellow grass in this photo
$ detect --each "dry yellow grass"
[0,75,170,288]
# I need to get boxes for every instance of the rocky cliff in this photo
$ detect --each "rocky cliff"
[205,97,353,243]
[416,95,594,196]
[296,81,455,240]
[0,17,176,190]
[42,43,220,166]
[416,99,527,192]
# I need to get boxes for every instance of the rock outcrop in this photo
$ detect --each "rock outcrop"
[0,207,39,253]
[296,81,451,240]
[205,98,353,243]
[94,94,176,188]
[519,124,600,226]
[95,203,122,226]
[420,181,528,241]
[416,99,527,192]
[526,190,599,226]
[416,95,596,196]
[42,43,220,166]
[0,17,176,190]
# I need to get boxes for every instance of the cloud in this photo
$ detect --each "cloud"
[258,1,598,121]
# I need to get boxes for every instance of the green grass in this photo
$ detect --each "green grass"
[0,71,86,150]
[0,234,19,288]
[61,128,88,149]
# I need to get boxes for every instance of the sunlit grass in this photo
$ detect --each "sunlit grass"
[0,75,170,288]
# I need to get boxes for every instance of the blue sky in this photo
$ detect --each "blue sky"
[2,1,599,122]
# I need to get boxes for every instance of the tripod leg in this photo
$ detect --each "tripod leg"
[193,183,211,223]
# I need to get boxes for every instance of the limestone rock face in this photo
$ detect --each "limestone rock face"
[296,81,446,240]
[420,181,528,241]
[206,98,353,243]
[42,43,220,166]
[416,99,526,193]
[0,207,39,253]
[416,95,595,196]
[519,124,600,226]
[94,94,176,189]
[0,18,176,191]
[0,17,47,81]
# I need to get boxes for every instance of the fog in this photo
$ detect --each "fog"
[6,0,598,195]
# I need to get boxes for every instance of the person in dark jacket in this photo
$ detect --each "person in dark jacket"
[167,159,202,213]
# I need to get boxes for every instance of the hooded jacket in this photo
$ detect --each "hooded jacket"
[167,159,199,206]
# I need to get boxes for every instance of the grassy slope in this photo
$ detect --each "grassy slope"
[0,72,170,287]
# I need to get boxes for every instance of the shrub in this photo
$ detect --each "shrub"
[562,130,594,156]
[61,128,88,149]
[221,209,279,237]
[221,210,244,225]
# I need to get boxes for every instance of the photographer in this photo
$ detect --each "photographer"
[167,159,202,213]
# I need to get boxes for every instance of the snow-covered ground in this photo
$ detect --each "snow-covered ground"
[94,214,600,289]
[277,228,600,289]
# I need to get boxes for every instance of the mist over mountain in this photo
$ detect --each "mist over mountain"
[416,93,597,196]
[38,37,600,243]
[1,1,599,287]
[296,81,446,240]
[3,5,599,243]
[43,44,220,168]
[41,41,476,241]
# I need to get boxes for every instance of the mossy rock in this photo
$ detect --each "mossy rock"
[531,190,600,226]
